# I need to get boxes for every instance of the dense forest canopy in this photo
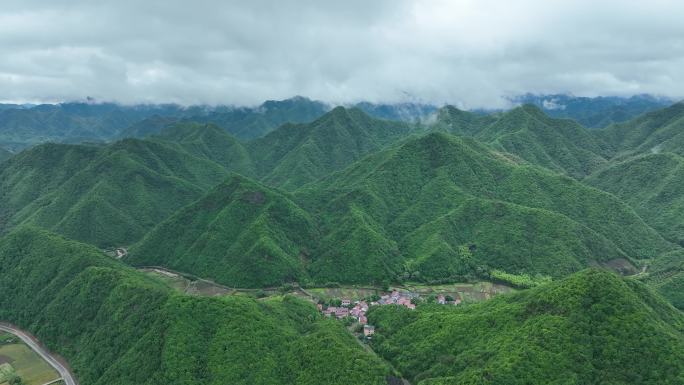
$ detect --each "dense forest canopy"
[1,96,684,384]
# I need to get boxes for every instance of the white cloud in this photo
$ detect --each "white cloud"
[0,0,683,107]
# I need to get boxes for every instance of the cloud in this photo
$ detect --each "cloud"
[0,0,683,107]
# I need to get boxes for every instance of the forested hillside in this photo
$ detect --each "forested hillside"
[586,152,684,245]
[368,269,684,384]
[129,175,317,287]
[597,102,684,156]
[0,139,230,247]
[0,99,683,385]
[0,227,391,385]
[0,147,12,163]
[249,106,414,190]
[296,132,671,285]
[512,94,673,128]
[127,129,674,288]
[640,250,684,310]
[435,105,609,177]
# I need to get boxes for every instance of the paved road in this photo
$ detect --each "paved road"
[0,324,76,385]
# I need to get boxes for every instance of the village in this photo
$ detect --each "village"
[318,290,462,337]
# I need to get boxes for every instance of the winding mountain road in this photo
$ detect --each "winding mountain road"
[0,324,76,385]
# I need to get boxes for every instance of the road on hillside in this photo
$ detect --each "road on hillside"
[0,324,77,385]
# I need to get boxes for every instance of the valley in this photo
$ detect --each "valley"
[1,96,683,384]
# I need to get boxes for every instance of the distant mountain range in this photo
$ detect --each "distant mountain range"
[511,93,674,128]
[0,94,675,151]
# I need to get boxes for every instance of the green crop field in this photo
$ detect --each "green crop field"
[0,342,59,385]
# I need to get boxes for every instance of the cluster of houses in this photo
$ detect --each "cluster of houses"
[318,290,461,336]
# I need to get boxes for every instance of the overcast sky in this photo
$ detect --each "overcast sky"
[1,0,683,107]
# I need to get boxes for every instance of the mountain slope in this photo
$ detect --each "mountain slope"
[192,96,329,139]
[436,105,609,177]
[0,227,390,385]
[0,147,12,163]
[118,115,179,138]
[150,122,255,175]
[434,105,499,136]
[585,152,684,246]
[597,102,684,156]
[0,102,187,149]
[250,106,414,190]
[0,139,230,247]
[0,143,102,230]
[129,175,317,287]
[368,269,684,384]
[477,105,609,177]
[512,94,674,128]
[298,132,672,284]
[641,250,684,310]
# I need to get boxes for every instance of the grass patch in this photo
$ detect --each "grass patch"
[0,343,59,385]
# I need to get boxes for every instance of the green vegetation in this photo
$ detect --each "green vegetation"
[0,102,188,149]
[435,104,609,177]
[0,138,230,247]
[513,94,672,128]
[0,227,390,385]
[368,269,684,384]
[640,250,684,310]
[0,97,329,149]
[586,152,684,245]
[123,129,675,289]
[3,100,684,383]
[121,97,330,140]
[0,148,12,164]
[489,269,551,288]
[597,102,684,157]
[150,122,256,175]
[296,132,671,285]
[129,175,317,287]
[192,96,330,139]
[0,342,59,385]
[249,106,414,190]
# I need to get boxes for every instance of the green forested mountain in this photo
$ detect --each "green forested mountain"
[127,131,672,288]
[435,105,609,177]
[0,97,330,149]
[476,105,609,177]
[512,94,674,128]
[249,106,414,190]
[0,108,412,249]
[1,96,684,385]
[118,96,330,141]
[150,122,256,175]
[597,102,684,156]
[0,139,229,247]
[0,103,188,150]
[192,96,330,139]
[129,175,316,287]
[118,115,179,139]
[368,269,684,384]
[434,105,499,136]
[0,147,12,163]
[135,107,414,190]
[586,152,684,245]
[641,250,684,310]
[0,143,103,229]
[297,132,670,285]
[354,102,438,122]
[0,227,390,385]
